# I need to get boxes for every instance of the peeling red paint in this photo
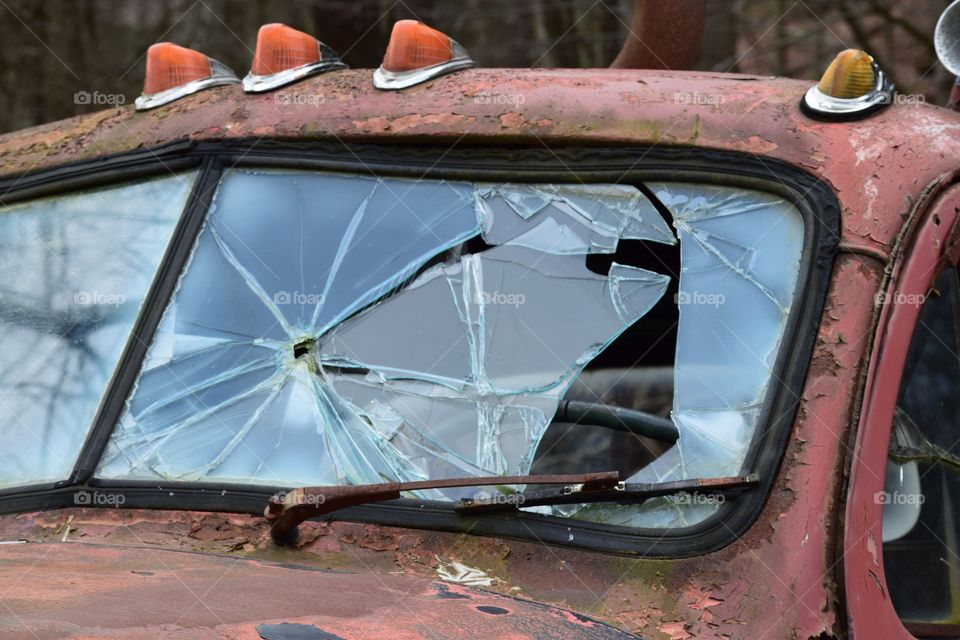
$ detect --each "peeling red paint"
[1,67,958,261]
[728,135,777,154]
[0,542,640,640]
[0,66,957,639]
[659,620,694,639]
[844,185,960,640]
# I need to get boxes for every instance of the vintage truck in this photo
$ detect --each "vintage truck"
[0,2,959,639]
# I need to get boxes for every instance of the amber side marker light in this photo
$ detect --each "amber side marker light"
[801,49,895,121]
[373,20,475,90]
[135,42,239,111]
[243,23,347,93]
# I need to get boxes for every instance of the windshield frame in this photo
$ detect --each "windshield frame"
[0,141,839,557]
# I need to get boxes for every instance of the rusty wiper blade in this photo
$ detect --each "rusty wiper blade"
[265,471,619,545]
[454,473,760,515]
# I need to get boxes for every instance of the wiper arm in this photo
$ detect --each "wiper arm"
[454,473,760,514]
[265,471,620,545]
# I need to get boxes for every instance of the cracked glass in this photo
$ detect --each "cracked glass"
[97,170,673,489]
[96,171,805,530]
[570,183,804,527]
[0,173,196,488]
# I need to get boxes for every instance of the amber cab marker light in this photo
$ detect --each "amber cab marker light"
[373,20,475,90]
[135,42,240,111]
[243,23,347,93]
[801,48,895,121]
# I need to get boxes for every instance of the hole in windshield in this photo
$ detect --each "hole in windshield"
[94,170,804,529]
[293,338,313,360]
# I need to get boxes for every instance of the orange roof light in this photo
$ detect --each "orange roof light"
[382,20,454,72]
[802,49,894,120]
[136,43,239,111]
[143,43,210,95]
[243,23,346,93]
[373,20,475,90]
[817,49,876,99]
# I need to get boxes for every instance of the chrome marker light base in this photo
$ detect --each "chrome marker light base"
[135,59,239,111]
[373,40,475,91]
[243,43,347,93]
[801,63,896,121]
[243,60,347,93]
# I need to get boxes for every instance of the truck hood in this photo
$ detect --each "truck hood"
[0,542,638,639]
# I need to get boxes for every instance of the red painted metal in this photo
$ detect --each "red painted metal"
[0,68,957,638]
[1,68,958,256]
[0,542,634,640]
[844,185,960,639]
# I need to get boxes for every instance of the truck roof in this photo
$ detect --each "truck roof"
[1,68,959,255]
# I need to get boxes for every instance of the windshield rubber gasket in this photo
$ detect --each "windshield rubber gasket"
[0,141,840,558]
[67,156,225,485]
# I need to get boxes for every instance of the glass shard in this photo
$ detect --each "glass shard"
[570,183,804,528]
[97,170,672,491]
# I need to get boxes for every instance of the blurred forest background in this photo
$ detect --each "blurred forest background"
[0,0,954,133]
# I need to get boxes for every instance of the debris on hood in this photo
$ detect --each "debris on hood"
[436,556,498,587]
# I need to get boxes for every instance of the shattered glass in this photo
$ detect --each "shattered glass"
[0,173,196,487]
[93,171,806,530]
[96,170,674,489]
[571,183,805,528]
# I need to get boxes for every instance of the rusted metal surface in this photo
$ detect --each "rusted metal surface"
[0,67,955,638]
[0,286,881,640]
[843,185,960,639]
[265,471,620,545]
[0,541,637,640]
[0,68,957,259]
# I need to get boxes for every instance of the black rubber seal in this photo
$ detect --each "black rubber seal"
[0,141,840,558]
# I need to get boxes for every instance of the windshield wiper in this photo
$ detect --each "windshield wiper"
[265,471,620,545]
[454,473,760,515]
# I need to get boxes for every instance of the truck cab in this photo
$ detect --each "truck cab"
[0,13,959,640]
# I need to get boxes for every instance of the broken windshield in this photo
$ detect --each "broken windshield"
[569,184,804,527]
[0,173,196,488]
[94,169,804,528]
